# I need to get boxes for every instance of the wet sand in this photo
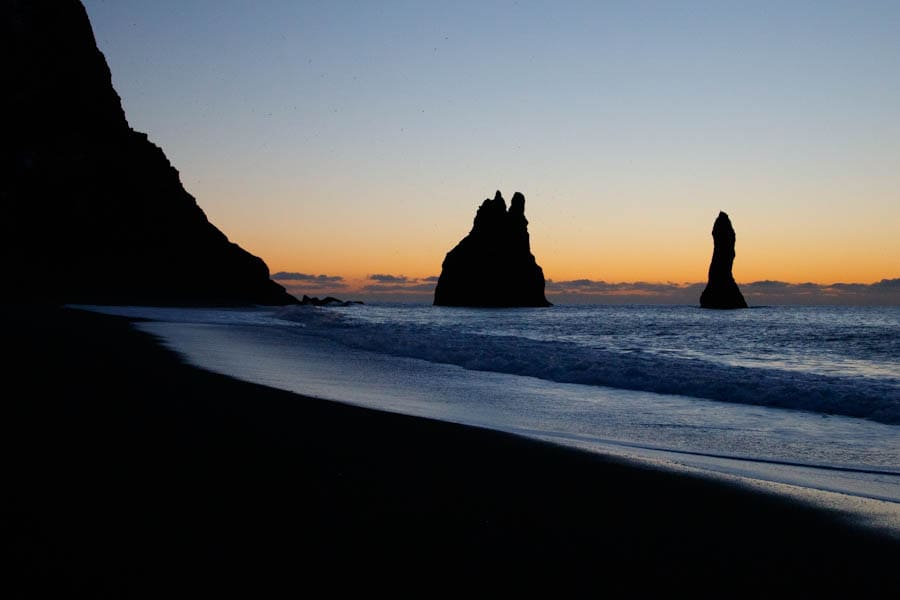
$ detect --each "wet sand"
[2,307,898,597]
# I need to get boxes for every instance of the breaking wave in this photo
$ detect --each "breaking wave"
[276,304,900,425]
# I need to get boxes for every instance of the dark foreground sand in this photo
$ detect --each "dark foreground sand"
[2,307,898,597]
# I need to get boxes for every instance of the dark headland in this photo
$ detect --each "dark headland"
[1,0,295,306]
[700,211,749,309]
[434,191,551,307]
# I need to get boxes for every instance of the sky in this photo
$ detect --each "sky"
[82,0,899,303]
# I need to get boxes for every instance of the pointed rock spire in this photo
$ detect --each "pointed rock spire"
[699,211,748,309]
[434,191,551,307]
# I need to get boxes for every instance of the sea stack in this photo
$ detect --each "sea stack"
[699,211,748,309]
[434,191,551,307]
[1,0,297,306]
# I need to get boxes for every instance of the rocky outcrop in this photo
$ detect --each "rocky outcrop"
[1,0,297,306]
[700,212,748,309]
[434,191,551,307]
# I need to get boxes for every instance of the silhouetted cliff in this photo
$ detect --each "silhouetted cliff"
[434,191,551,307]
[699,212,748,309]
[1,0,297,306]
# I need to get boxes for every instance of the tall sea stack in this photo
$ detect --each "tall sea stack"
[699,211,748,309]
[434,191,551,307]
[1,0,297,306]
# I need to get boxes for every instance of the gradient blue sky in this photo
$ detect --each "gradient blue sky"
[82,1,899,301]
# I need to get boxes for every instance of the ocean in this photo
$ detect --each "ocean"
[81,303,900,529]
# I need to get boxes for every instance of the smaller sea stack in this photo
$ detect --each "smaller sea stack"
[434,191,551,307]
[700,211,748,309]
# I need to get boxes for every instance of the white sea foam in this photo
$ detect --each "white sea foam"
[273,303,900,424]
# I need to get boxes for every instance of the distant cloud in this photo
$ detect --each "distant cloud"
[357,274,438,301]
[272,272,344,283]
[368,274,409,283]
[361,282,437,293]
[545,280,702,305]
[271,272,348,292]
[545,278,900,305]
[742,279,900,305]
[830,278,900,293]
[421,275,441,282]
[547,279,702,295]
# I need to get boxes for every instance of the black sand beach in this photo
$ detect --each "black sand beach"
[2,307,898,597]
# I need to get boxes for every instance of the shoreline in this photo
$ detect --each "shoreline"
[131,306,900,513]
[2,306,899,596]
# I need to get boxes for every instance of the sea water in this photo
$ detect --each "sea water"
[79,303,900,531]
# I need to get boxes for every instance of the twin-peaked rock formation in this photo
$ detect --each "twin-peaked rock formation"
[434,191,551,307]
[700,211,748,309]
[1,0,296,306]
